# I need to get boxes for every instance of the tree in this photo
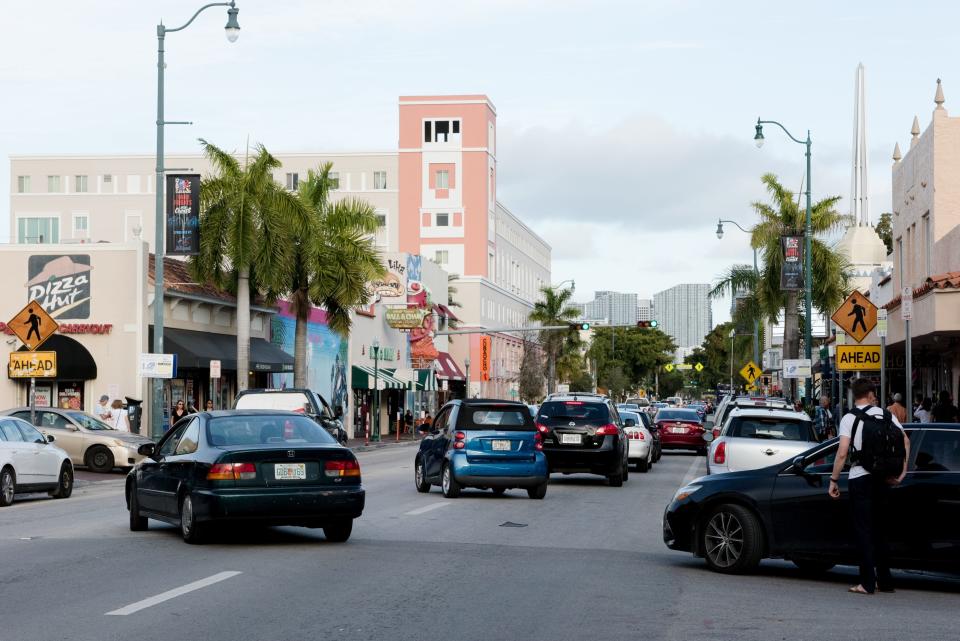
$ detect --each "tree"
[528,286,580,394]
[599,363,630,401]
[568,369,595,393]
[191,140,308,392]
[518,332,544,402]
[875,212,893,255]
[711,173,850,399]
[287,164,384,387]
[587,327,676,392]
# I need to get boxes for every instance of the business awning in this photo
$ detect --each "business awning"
[351,365,408,390]
[13,335,97,380]
[395,368,438,391]
[434,351,465,381]
[156,327,294,373]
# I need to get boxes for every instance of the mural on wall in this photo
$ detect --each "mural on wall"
[269,302,348,412]
[26,255,92,319]
[406,254,439,365]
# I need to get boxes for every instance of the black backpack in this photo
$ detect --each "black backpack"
[849,407,906,478]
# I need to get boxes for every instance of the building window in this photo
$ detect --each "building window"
[436,213,449,226]
[103,174,112,183]
[923,213,932,277]
[374,171,387,190]
[74,175,89,193]
[47,175,61,193]
[17,217,59,244]
[285,172,299,191]
[436,170,449,189]
[424,119,461,143]
[376,214,387,228]
[434,250,449,265]
[16,176,30,193]
[329,172,340,190]
[896,237,903,289]
[73,214,89,238]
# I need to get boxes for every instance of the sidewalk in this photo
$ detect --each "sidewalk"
[348,433,424,453]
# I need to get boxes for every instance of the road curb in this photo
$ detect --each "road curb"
[350,440,421,453]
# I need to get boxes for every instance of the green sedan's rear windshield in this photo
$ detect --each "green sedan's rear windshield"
[207,415,336,446]
[460,406,536,431]
[727,417,816,441]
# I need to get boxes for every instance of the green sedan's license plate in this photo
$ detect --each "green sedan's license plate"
[274,463,306,480]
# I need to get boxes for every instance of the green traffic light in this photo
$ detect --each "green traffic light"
[582,323,590,330]
[651,320,658,328]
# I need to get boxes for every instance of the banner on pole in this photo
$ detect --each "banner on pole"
[780,235,804,290]
[165,174,201,255]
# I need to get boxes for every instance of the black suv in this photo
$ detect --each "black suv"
[535,394,630,486]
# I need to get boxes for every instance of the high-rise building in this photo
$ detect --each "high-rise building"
[578,290,638,325]
[653,284,712,349]
[637,299,653,322]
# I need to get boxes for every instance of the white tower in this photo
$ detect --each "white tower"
[851,62,869,226]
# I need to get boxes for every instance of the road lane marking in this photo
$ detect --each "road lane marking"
[680,456,706,487]
[105,571,242,616]
[404,502,450,516]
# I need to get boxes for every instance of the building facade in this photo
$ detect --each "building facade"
[578,291,638,326]
[653,283,712,349]
[637,299,653,322]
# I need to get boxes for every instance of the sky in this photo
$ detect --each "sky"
[2,0,957,325]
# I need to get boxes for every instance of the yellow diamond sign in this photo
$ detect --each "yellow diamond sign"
[663,364,674,372]
[739,361,761,384]
[694,362,704,372]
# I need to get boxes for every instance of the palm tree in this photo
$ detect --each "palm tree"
[286,164,384,386]
[712,173,850,397]
[191,140,308,392]
[528,286,580,394]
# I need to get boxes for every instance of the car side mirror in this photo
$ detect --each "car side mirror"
[138,443,156,457]
[702,432,714,443]
[790,455,806,475]
[44,434,55,443]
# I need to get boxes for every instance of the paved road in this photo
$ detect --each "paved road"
[1,446,956,641]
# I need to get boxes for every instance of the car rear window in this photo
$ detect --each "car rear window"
[460,406,535,431]
[656,409,701,422]
[235,392,311,413]
[537,401,610,426]
[727,417,816,441]
[207,415,336,446]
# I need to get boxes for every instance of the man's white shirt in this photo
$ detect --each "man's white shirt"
[838,403,905,480]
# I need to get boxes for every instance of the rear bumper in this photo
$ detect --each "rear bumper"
[451,455,548,488]
[627,441,651,459]
[543,446,621,475]
[660,433,706,450]
[192,486,365,525]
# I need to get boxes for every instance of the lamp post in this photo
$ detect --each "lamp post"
[371,339,381,441]
[716,219,760,366]
[754,118,813,403]
[152,1,240,438]
[729,328,736,393]
[464,356,471,399]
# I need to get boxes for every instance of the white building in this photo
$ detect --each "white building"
[653,283,712,349]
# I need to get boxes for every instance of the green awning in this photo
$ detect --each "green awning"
[351,365,408,390]
[415,368,437,391]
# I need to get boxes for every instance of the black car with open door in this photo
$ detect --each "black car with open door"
[125,410,364,543]
[664,423,960,575]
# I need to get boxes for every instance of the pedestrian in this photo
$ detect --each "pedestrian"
[96,394,112,421]
[886,393,907,424]
[828,379,909,595]
[419,412,433,436]
[914,397,933,424]
[814,395,834,441]
[205,399,215,412]
[171,399,188,424]
[110,399,130,432]
[914,393,924,414]
[403,409,414,435]
[931,390,959,423]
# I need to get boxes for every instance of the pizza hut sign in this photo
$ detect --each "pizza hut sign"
[26,255,92,319]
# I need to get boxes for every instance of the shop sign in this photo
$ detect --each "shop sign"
[8,351,57,378]
[479,336,492,382]
[836,345,882,371]
[166,174,201,255]
[0,322,111,336]
[139,353,177,379]
[782,359,811,379]
[33,384,52,408]
[27,255,91,319]
[7,299,59,350]
[210,359,221,379]
[368,254,407,301]
[385,307,428,329]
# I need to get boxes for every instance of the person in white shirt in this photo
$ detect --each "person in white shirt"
[109,399,130,432]
[829,379,909,595]
[914,397,933,423]
[96,395,111,421]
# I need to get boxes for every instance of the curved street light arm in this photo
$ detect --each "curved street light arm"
[162,1,234,34]
[758,119,807,146]
[718,218,750,234]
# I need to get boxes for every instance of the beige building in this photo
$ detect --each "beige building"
[885,79,960,402]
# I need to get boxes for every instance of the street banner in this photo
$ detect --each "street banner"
[479,335,491,382]
[165,174,201,255]
[836,345,881,371]
[8,351,57,378]
[831,290,877,343]
[780,236,804,290]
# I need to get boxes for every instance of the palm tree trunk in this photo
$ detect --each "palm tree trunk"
[547,349,557,395]
[237,265,251,392]
[783,291,799,400]
[294,286,309,388]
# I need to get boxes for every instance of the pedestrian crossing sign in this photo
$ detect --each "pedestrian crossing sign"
[663,364,674,372]
[694,362,704,372]
[739,361,761,384]
[7,299,59,351]
[831,290,877,344]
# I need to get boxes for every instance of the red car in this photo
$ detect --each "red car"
[654,409,707,454]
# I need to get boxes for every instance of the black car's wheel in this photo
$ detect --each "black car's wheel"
[0,467,15,507]
[702,504,763,574]
[608,464,624,487]
[86,446,114,473]
[128,483,148,531]
[491,487,506,496]
[323,519,353,543]
[414,457,431,493]
[441,463,461,498]
[527,482,547,500]
[636,456,650,473]
[50,462,73,499]
[792,558,835,574]
[623,459,630,481]
[179,494,206,544]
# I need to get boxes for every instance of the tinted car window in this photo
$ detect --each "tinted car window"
[915,430,960,472]
[158,423,189,457]
[174,419,201,455]
[460,406,534,430]
[537,401,610,426]
[207,415,336,446]
[433,409,451,433]
[727,417,816,441]
[655,409,701,422]
[0,421,23,442]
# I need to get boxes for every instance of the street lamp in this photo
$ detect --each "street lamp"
[754,117,814,402]
[716,219,760,367]
[152,1,240,438]
[551,279,575,292]
[371,339,381,442]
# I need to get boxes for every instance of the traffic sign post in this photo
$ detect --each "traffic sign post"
[830,290,878,344]
[902,287,913,422]
[877,309,888,408]
[210,359,222,410]
[8,300,60,427]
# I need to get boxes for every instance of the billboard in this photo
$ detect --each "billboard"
[26,254,92,319]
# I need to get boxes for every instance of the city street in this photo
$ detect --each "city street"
[1,444,956,641]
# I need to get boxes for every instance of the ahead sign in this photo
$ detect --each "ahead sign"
[836,345,882,371]
[9,351,57,378]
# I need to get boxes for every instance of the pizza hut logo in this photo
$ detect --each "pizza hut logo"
[26,255,92,319]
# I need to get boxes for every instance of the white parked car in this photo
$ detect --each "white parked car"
[0,417,74,506]
[706,407,818,475]
[618,410,653,473]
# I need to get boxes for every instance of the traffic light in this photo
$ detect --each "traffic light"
[569,322,591,331]
[636,320,659,328]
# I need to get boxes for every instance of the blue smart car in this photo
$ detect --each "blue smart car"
[414,399,549,499]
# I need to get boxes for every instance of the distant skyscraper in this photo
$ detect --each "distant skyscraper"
[637,299,653,322]
[653,284,712,349]
[576,291,638,325]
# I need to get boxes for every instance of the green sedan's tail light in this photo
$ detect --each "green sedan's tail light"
[324,460,361,478]
[207,462,256,480]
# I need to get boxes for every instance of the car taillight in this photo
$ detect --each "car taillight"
[536,423,549,433]
[534,432,543,451]
[206,462,257,480]
[324,459,361,477]
[712,427,720,439]
[628,431,645,440]
[713,442,726,465]
[596,424,618,436]
[454,431,466,449]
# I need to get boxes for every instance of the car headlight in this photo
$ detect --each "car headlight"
[673,484,702,502]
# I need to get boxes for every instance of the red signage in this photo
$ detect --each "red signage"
[0,322,112,335]
[479,335,491,382]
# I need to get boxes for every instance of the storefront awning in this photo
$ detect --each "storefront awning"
[434,352,465,381]
[13,334,97,380]
[394,368,438,391]
[158,327,294,373]
[351,365,409,390]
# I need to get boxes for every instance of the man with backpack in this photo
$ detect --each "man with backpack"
[828,379,910,595]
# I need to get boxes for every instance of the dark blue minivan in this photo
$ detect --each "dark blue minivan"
[414,399,549,499]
